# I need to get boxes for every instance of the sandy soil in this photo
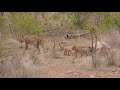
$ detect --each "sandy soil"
[0,38,120,78]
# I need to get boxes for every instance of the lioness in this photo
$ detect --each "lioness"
[19,35,48,52]
[72,45,90,58]
[59,42,75,56]
[63,46,75,56]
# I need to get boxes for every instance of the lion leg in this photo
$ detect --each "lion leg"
[69,51,71,56]
[64,51,66,55]
[75,51,77,58]
[25,43,28,50]
[69,50,72,56]
[67,50,69,56]
[72,51,75,56]
[86,52,88,56]
[64,50,68,56]
[81,52,83,57]
[20,43,23,48]
[67,50,70,56]
[36,42,40,53]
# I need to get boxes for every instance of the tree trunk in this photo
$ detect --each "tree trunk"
[91,33,95,68]
[52,33,56,58]
[91,34,98,68]
[94,31,99,68]
[53,38,56,55]
[92,13,100,68]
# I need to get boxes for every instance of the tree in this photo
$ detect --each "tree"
[71,12,117,68]
[10,12,42,39]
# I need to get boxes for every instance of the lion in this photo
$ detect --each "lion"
[58,42,75,56]
[63,46,75,56]
[19,35,48,52]
[99,46,111,57]
[72,45,91,58]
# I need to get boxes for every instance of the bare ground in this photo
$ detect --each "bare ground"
[1,38,120,78]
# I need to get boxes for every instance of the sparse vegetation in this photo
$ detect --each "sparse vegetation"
[1,12,120,78]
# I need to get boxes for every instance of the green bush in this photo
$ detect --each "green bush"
[10,12,42,37]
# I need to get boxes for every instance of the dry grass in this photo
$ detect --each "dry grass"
[1,32,120,78]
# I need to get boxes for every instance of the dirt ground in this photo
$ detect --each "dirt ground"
[1,37,120,78]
